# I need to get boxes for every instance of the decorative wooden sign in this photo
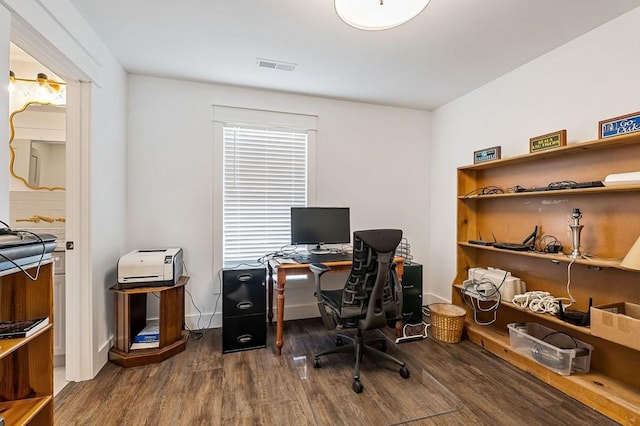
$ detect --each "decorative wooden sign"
[529,129,566,153]
[599,111,640,139]
[473,146,501,164]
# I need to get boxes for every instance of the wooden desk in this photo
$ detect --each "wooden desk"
[267,259,404,356]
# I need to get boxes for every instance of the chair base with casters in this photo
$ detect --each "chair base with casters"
[308,229,410,394]
[312,327,410,394]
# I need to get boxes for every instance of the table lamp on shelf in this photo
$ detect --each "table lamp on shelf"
[621,236,640,271]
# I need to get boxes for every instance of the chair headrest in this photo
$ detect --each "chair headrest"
[354,229,402,254]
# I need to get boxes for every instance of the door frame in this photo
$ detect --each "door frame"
[11,21,94,382]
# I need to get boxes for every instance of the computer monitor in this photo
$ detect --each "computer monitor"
[290,207,350,253]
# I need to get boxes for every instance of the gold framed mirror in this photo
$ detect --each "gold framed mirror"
[9,101,66,191]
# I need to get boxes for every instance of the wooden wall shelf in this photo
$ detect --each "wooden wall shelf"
[0,261,54,425]
[454,284,593,334]
[459,132,640,171]
[457,243,621,269]
[463,323,640,424]
[459,184,640,200]
[453,133,640,424]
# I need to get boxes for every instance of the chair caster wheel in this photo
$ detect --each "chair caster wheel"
[399,366,410,379]
[335,336,343,346]
[352,379,364,393]
[313,357,321,368]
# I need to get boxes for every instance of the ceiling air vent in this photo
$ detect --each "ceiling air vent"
[257,58,296,71]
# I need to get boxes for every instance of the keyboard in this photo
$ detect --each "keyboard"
[290,253,352,263]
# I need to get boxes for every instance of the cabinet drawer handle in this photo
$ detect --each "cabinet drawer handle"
[237,301,254,310]
[238,273,253,282]
[237,334,253,344]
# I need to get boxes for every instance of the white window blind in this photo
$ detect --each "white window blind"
[223,125,308,263]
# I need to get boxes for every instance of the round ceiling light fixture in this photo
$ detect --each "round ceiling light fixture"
[335,0,431,31]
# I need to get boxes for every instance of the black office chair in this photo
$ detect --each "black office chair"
[309,229,409,393]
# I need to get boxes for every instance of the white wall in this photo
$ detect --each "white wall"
[0,0,128,380]
[89,76,128,376]
[429,7,640,301]
[127,75,430,327]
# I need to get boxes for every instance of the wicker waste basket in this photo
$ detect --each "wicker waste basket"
[429,303,466,343]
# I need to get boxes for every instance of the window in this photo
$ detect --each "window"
[223,125,308,263]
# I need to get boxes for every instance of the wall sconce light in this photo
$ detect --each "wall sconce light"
[621,236,640,271]
[334,0,431,31]
[9,70,16,93]
[36,72,48,85]
[8,71,66,109]
[37,72,54,98]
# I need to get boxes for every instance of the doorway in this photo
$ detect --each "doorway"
[9,41,72,392]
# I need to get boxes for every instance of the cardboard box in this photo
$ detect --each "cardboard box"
[590,302,640,351]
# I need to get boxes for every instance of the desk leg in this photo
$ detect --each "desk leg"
[267,263,274,325]
[395,262,405,338]
[276,272,286,356]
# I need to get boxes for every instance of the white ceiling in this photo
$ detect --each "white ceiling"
[69,0,640,111]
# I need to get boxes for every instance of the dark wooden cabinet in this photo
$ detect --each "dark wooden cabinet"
[109,277,188,367]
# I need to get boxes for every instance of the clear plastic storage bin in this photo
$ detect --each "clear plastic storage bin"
[507,322,593,376]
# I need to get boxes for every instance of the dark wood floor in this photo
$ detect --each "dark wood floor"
[54,318,618,425]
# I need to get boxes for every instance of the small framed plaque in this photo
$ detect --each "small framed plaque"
[599,111,640,139]
[529,129,566,153]
[473,146,501,164]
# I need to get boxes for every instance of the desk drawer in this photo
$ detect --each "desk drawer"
[222,313,266,353]
[223,267,265,285]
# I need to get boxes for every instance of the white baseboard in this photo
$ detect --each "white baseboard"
[423,292,449,305]
[190,292,445,331]
[186,313,218,330]
[185,306,320,331]
[94,337,112,378]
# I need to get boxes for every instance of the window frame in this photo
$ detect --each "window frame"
[212,105,317,277]
[222,124,309,263]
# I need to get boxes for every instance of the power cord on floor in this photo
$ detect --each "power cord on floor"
[179,261,204,340]
[185,287,204,340]
[395,322,429,343]
[203,268,225,331]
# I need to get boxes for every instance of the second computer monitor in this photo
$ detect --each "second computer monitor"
[290,207,350,253]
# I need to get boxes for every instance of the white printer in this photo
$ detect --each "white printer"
[117,248,183,289]
[466,266,526,301]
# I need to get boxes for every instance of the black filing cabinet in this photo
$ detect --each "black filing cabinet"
[401,262,423,324]
[222,267,267,353]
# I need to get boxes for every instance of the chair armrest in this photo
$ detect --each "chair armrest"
[309,263,331,275]
[309,263,331,300]
[309,263,337,329]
